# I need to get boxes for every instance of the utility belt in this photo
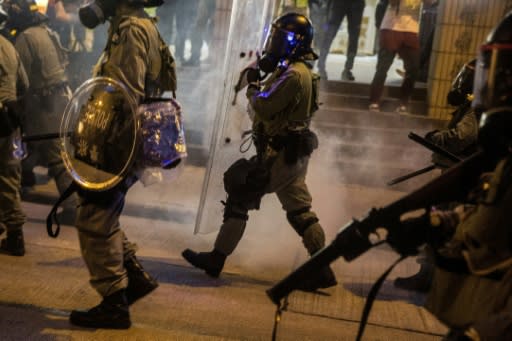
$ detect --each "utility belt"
[262,129,319,164]
[434,250,506,281]
[31,81,70,98]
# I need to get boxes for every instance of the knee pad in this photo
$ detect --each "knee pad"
[286,206,318,236]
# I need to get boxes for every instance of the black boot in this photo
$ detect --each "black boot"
[394,264,433,293]
[69,289,131,329]
[0,230,25,256]
[297,266,338,292]
[124,255,159,305]
[182,249,226,278]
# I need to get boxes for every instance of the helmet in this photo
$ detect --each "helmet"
[3,0,47,32]
[79,0,164,29]
[474,11,512,158]
[258,12,317,73]
[473,11,512,111]
[446,59,476,107]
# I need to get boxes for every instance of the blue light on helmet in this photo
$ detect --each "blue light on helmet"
[287,31,297,45]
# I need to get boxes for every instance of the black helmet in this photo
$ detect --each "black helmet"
[258,12,317,73]
[3,0,47,32]
[473,11,512,111]
[446,59,476,107]
[474,11,512,157]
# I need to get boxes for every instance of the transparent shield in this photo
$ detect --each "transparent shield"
[60,77,138,191]
[194,0,275,234]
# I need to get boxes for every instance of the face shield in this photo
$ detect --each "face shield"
[258,25,299,73]
[473,43,512,112]
[447,60,475,107]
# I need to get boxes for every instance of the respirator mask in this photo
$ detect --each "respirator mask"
[79,0,116,29]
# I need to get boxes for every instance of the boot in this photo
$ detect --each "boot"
[297,266,338,292]
[124,255,159,305]
[394,263,433,293]
[182,249,226,278]
[0,230,25,256]
[69,289,131,329]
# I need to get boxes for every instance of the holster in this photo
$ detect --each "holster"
[223,157,269,210]
[284,129,319,164]
[0,104,20,138]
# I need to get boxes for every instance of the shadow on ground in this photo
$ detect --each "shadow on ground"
[343,280,427,306]
[37,256,275,289]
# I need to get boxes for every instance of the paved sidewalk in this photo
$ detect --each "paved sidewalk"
[1,162,448,340]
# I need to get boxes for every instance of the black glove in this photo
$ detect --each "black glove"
[387,214,431,256]
[424,129,440,141]
[246,68,260,84]
[443,329,475,341]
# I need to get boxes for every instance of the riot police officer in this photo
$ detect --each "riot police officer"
[0,4,29,256]
[66,0,176,329]
[182,13,337,291]
[3,0,76,221]
[394,59,480,292]
[421,12,512,340]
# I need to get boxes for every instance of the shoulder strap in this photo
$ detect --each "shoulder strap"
[46,182,78,238]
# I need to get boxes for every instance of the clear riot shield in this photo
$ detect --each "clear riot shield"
[194,0,275,234]
[60,77,138,191]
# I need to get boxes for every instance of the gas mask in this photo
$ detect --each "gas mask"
[79,0,116,29]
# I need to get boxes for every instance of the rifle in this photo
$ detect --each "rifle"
[385,132,463,186]
[408,132,462,163]
[267,149,492,304]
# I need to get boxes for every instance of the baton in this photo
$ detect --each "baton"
[22,131,72,142]
[408,132,462,163]
[387,164,437,186]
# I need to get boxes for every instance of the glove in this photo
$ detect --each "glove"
[386,214,431,256]
[443,328,479,341]
[424,129,440,141]
[246,68,260,84]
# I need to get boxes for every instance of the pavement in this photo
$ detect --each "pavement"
[1,51,442,340]
[0,150,449,340]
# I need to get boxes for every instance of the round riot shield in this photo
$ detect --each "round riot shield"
[60,77,138,191]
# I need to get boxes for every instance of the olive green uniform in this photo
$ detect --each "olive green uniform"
[14,24,73,195]
[75,9,171,297]
[0,34,29,235]
[426,156,512,340]
[215,60,326,257]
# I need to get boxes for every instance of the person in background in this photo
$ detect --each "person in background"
[183,0,215,67]
[316,0,365,81]
[369,0,435,114]
[4,0,77,223]
[0,3,29,256]
[156,0,197,66]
